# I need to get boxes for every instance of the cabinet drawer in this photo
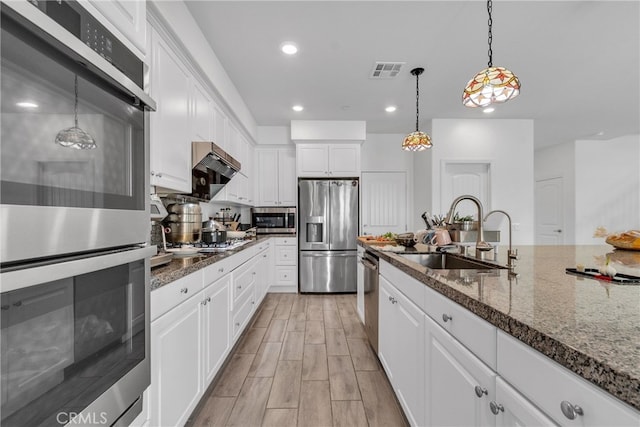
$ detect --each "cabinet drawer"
[202,257,234,286]
[232,260,257,308]
[151,270,203,321]
[275,246,296,265]
[497,331,640,426]
[275,237,296,246]
[232,284,255,341]
[275,266,297,286]
[379,260,426,313]
[423,284,496,369]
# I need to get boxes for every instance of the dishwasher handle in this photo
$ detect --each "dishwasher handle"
[361,258,378,271]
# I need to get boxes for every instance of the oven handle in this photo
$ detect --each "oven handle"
[3,1,156,111]
[1,246,156,293]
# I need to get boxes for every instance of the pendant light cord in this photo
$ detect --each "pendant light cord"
[74,75,79,128]
[415,72,420,132]
[487,0,493,67]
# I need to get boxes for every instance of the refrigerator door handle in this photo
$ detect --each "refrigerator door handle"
[301,252,354,257]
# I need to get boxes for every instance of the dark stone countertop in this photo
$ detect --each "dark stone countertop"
[360,241,640,411]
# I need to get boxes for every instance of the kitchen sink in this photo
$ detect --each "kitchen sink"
[398,253,505,270]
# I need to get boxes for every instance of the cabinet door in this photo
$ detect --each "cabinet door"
[203,275,231,386]
[494,377,557,427]
[213,104,228,150]
[255,248,270,304]
[85,0,146,56]
[328,144,360,176]
[378,276,425,426]
[149,29,191,192]
[277,149,297,205]
[425,313,496,427]
[191,80,212,142]
[297,145,329,177]
[256,150,279,206]
[150,294,202,427]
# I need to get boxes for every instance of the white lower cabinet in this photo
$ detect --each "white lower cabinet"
[273,237,297,292]
[379,259,640,427]
[493,377,557,427]
[425,313,495,427]
[203,275,231,385]
[150,291,203,427]
[378,276,425,426]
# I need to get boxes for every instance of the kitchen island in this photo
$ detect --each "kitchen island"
[360,241,640,419]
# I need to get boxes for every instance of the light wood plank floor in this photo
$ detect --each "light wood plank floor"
[188,293,408,427]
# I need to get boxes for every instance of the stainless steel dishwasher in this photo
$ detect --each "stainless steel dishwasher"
[362,250,379,353]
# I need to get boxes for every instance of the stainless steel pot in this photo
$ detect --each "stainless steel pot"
[166,222,201,244]
[202,228,227,244]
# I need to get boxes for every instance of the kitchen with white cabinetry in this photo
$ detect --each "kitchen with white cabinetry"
[4,1,639,427]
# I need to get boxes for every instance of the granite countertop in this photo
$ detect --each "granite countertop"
[360,242,640,411]
[150,234,296,290]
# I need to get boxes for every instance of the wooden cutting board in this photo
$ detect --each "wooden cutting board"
[357,236,396,245]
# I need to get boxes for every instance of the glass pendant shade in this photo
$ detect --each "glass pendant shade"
[462,66,520,108]
[402,67,432,151]
[402,131,432,151]
[55,75,97,149]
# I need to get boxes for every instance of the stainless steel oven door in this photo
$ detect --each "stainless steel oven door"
[1,245,155,427]
[0,3,155,264]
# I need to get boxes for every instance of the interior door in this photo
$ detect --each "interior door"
[441,163,491,218]
[361,172,407,235]
[535,177,564,244]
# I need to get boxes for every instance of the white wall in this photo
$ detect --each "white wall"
[534,141,576,244]
[430,119,535,245]
[574,134,640,244]
[257,126,293,146]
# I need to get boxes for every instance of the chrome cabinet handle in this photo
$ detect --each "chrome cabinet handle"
[180,288,188,294]
[219,267,224,273]
[560,401,584,420]
[157,173,163,178]
[202,299,208,306]
[263,254,267,258]
[206,297,211,302]
[474,386,488,398]
[235,322,240,327]
[442,314,452,322]
[237,285,242,290]
[489,401,504,415]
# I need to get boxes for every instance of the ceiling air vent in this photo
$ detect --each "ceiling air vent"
[370,62,405,79]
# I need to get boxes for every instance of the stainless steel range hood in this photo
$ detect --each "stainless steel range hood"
[191,141,241,201]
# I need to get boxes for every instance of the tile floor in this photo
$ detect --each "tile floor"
[187,293,408,427]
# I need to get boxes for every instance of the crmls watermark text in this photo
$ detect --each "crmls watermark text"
[56,411,108,425]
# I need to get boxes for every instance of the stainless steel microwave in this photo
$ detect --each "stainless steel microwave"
[251,207,296,234]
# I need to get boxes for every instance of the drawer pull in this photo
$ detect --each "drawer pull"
[219,268,224,273]
[180,288,188,294]
[235,322,240,327]
[237,285,242,290]
[442,313,452,322]
[560,401,584,420]
[263,254,267,258]
[489,401,504,415]
[474,386,488,398]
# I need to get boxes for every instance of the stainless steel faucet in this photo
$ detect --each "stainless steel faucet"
[445,195,493,258]
[484,209,519,268]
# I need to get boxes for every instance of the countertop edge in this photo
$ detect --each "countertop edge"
[359,241,640,412]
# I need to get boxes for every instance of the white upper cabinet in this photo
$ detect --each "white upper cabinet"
[82,0,146,58]
[256,148,296,206]
[213,104,228,151]
[191,79,213,142]
[149,27,191,193]
[296,143,360,177]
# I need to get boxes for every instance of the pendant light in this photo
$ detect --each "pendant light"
[402,67,432,151]
[55,74,97,150]
[462,0,520,108]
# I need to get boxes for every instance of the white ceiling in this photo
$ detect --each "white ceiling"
[184,1,639,149]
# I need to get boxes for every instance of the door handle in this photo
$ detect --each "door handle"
[554,229,562,233]
[302,253,355,258]
[361,259,377,270]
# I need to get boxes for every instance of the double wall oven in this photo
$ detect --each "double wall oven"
[1,2,155,426]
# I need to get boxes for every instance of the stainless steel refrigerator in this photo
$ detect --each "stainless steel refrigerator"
[299,179,359,293]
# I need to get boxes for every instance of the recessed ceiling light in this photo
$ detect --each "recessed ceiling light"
[385,106,397,113]
[16,101,38,109]
[483,107,495,113]
[292,105,304,112]
[281,42,298,55]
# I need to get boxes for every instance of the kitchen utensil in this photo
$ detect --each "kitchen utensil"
[202,217,225,231]
[414,229,429,244]
[395,232,417,247]
[165,222,202,243]
[421,212,431,229]
[430,229,452,246]
[55,74,97,150]
[161,226,169,252]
